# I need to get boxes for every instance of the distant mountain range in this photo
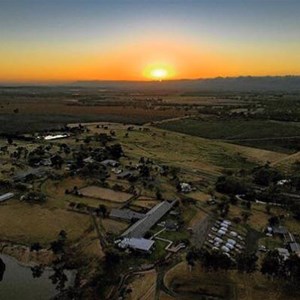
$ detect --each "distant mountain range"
[1,76,300,92]
[73,76,300,92]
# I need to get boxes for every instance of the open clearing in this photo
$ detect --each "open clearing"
[0,201,91,245]
[126,270,157,300]
[80,186,133,203]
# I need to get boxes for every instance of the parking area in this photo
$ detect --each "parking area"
[203,219,247,259]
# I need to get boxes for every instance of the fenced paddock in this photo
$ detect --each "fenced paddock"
[79,186,133,203]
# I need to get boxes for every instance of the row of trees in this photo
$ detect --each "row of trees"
[186,248,300,287]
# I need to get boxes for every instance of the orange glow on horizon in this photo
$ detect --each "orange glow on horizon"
[0,36,299,82]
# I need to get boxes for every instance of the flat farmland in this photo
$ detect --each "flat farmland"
[157,118,300,153]
[0,92,184,133]
[79,186,133,203]
[78,122,287,182]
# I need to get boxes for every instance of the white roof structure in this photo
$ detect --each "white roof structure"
[221,246,230,253]
[227,239,237,245]
[44,134,69,140]
[220,226,228,232]
[100,159,119,167]
[222,220,231,225]
[214,237,223,243]
[225,243,234,250]
[118,238,155,252]
[277,248,290,260]
[229,231,238,237]
[220,222,229,228]
[0,192,14,202]
[217,230,226,236]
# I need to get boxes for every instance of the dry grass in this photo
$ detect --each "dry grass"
[164,261,299,300]
[126,270,157,300]
[0,201,91,245]
[188,208,208,227]
[80,186,133,202]
[78,123,286,185]
[102,218,128,234]
[132,197,160,209]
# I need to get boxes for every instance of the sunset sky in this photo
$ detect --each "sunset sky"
[0,0,299,82]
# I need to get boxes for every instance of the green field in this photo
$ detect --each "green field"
[157,118,300,153]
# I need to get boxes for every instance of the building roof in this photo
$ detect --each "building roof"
[117,170,133,179]
[0,192,14,202]
[290,242,300,253]
[119,238,155,252]
[100,159,119,166]
[273,226,288,235]
[277,247,290,259]
[44,134,69,140]
[110,209,145,221]
[13,168,46,182]
[121,200,176,238]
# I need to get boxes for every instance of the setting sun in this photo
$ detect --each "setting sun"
[151,68,167,80]
[143,63,176,81]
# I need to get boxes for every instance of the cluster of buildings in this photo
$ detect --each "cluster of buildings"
[268,225,300,258]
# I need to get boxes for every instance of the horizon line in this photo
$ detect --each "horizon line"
[0,74,300,86]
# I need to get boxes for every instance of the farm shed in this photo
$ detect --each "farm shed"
[100,159,119,167]
[13,168,46,182]
[43,134,69,140]
[110,209,145,222]
[289,242,300,254]
[272,226,288,235]
[0,192,14,202]
[117,171,134,179]
[121,200,176,238]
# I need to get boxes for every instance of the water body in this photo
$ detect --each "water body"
[0,254,75,300]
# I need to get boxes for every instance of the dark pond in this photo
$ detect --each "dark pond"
[0,254,75,300]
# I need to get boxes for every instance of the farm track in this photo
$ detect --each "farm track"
[145,114,195,126]
[271,151,300,166]
[221,135,300,142]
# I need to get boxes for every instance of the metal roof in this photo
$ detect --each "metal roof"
[100,159,119,166]
[121,200,176,238]
[273,226,288,235]
[13,168,46,181]
[110,209,145,221]
[290,242,300,253]
[0,192,14,202]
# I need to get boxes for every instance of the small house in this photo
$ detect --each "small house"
[100,159,119,167]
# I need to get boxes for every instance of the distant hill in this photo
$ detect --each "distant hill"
[73,76,300,92]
